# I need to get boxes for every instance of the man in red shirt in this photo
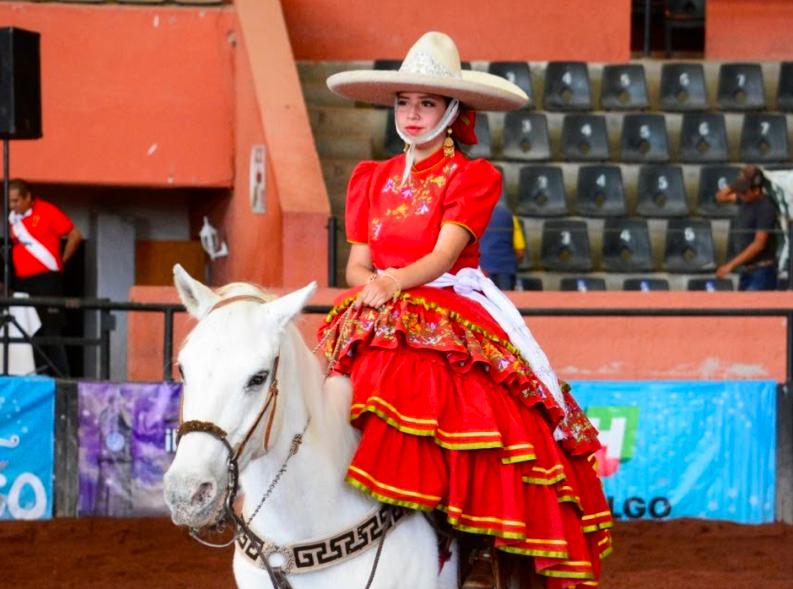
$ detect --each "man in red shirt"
[8,178,83,376]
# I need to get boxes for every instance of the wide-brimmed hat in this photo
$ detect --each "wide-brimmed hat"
[326,32,528,111]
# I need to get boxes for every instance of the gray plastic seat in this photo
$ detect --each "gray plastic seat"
[560,114,610,161]
[663,217,716,272]
[636,165,689,217]
[717,63,766,111]
[540,220,593,272]
[560,277,607,291]
[659,63,707,111]
[501,112,550,161]
[688,278,734,291]
[777,62,793,112]
[602,218,654,272]
[543,62,592,111]
[619,114,670,163]
[601,64,649,111]
[623,278,670,291]
[678,113,729,163]
[518,276,544,291]
[697,165,740,217]
[461,114,492,158]
[576,165,627,217]
[384,110,403,156]
[516,165,568,217]
[488,62,533,109]
[739,113,790,163]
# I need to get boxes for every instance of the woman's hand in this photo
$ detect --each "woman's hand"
[354,275,399,309]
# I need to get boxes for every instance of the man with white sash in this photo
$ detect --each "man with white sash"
[8,179,83,376]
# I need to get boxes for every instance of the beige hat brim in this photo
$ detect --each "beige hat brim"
[326,69,529,111]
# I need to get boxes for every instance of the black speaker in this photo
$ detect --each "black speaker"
[0,27,41,140]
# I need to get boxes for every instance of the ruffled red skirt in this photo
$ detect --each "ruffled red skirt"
[318,286,612,588]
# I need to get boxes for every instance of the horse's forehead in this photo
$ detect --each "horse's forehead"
[180,305,279,365]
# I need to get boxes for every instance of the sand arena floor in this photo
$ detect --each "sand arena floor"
[1,517,792,588]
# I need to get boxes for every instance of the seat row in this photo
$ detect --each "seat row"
[519,217,760,274]
[386,110,793,163]
[516,276,734,292]
[511,163,741,218]
[376,60,793,113]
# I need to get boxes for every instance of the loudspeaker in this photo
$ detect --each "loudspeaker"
[0,27,41,140]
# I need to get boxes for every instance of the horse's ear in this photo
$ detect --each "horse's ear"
[268,281,318,332]
[173,263,219,318]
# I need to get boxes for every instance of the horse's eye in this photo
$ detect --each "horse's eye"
[246,370,269,390]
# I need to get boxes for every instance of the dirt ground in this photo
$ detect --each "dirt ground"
[1,517,792,588]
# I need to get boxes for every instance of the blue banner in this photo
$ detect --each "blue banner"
[0,376,55,520]
[572,380,777,524]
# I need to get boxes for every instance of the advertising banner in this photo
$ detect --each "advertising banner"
[572,380,777,524]
[0,376,55,521]
[78,381,181,517]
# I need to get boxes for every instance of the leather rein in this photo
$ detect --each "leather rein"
[175,294,404,589]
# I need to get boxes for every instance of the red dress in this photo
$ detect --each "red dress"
[318,148,612,588]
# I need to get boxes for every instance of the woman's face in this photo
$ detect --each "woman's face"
[395,92,447,141]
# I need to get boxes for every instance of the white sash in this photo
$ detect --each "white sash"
[424,267,566,439]
[9,210,60,272]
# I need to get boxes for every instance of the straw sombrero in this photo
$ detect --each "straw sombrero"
[326,32,528,112]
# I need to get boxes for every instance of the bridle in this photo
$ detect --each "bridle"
[174,293,404,589]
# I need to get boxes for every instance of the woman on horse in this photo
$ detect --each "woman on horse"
[319,32,612,588]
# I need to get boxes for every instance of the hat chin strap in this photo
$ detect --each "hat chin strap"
[395,98,460,186]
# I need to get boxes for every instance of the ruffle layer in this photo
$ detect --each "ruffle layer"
[318,288,612,586]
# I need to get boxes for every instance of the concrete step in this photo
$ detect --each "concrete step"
[298,61,371,85]
[309,106,384,137]
[315,135,372,160]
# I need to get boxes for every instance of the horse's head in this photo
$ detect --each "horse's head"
[163,264,316,529]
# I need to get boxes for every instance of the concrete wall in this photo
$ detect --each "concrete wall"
[282,0,632,62]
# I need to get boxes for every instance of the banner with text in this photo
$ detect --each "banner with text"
[572,380,777,524]
[78,381,181,517]
[0,376,55,521]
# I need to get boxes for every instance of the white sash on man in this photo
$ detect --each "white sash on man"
[424,267,567,439]
[9,210,60,272]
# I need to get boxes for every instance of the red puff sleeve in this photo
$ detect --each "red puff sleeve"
[441,159,502,242]
[345,161,377,244]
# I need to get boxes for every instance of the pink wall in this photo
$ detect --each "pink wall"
[707,0,793,60]
[0,3,235,187]
[128,286,791,383]
[281,0,632,62]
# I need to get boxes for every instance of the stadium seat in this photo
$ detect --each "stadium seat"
[517,276,544,291]
[488,62,534,108]
[516,165,569,217]
[540,219,593,272]
[576,165,627,217]
[663,217,716,272]
[374,59,402,70]
[560,277,607,291]
[678,112,729,163]
[697,165,740,217]
[659,63,708,111]
[543,62,592,111]
[560,114,610,161]
[462,114,492,158]
[717,63,766,111]
[636,165,689,217]
[739,113,790,163]
[777,62,793,112]
[601,218,654,272]
[501,112,551,161]
[619,114,670,163]
[384,110,403,156]
[623,278,670,291]
[688,278,735,291]
[601,64,649,111]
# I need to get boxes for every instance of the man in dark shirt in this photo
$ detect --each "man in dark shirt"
[716,165,779,291]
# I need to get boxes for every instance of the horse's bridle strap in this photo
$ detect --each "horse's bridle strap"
[236,505,407,575]
[177,420,228,441]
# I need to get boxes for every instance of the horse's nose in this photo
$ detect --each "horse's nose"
[191,481,217,509]
[164,473,219,516]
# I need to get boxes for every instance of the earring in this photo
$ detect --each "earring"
[443,128,455,158]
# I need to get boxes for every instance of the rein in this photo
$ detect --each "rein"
[175,293,404,589]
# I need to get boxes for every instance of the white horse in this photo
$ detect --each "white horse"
[163,265,458,589]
